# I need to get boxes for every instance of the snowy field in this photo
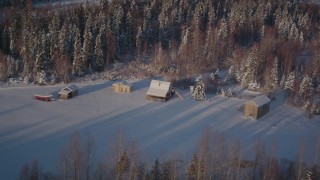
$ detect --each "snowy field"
[0,79,320,179]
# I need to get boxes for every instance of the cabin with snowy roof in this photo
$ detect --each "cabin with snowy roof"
[146,80,173,102]
[58,84,78,99]
[112,81,133,93]
[244,95,270,119]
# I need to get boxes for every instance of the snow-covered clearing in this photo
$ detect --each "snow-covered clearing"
[0,79,319,179]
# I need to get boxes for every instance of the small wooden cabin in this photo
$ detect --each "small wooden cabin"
[58,85,78,99]
[244,95,271,119]
[112,81,133,93]
[146,80,173,102]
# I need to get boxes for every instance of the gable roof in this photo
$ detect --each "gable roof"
[58,89,72,95]
[146,80,171,98]
[62,84,78,92]
[250,95,270,107]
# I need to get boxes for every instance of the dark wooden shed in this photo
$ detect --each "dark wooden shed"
[244,95,270,119]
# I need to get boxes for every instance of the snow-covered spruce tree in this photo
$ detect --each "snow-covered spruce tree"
[8,13,20,57]
[299,75,312,102]
[50,12,61,63]
[20,8,34,79]
[284,72,297,103]
[288,24,299,41]
[178,27,191,71]
[5,55,20,79]
[217,18,228,42]
[275,6,292,40]
[98,11,107,45]
[36,70,48,85]
[109,1,125,54]
[240,48,263,87]
[248,81,261,90]
[94,31,104,72]
[194,1,207,30]
[125,10,133,52]
[193,77,206,101]
[34,32,50,84]
[270,57,279,89]
[158,1,169,46]
[72,28,85,76]
[136,26,143,58]
[204,26,216,67]
[285,71,295,93]
[207,2,216,26]
[210,68,219,81]
[225,65,236,82]
[67,23,77,60]
[82,15,93,73]
[59,22,68,55]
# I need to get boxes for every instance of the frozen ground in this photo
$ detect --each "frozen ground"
[0,79,320,179]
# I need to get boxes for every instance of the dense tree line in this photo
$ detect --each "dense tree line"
[18,129,320,180]
[0,0,320,109]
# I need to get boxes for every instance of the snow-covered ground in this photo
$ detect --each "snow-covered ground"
[0,79,319,179]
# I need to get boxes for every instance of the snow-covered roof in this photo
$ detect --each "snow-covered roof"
[62,84,78,92]
[250,95,270,107]
[58,89,71,95]
[113,81,133,87]
[146,80,171,98]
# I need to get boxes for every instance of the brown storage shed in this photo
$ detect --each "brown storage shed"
[112,81,133,93]
[244,95,270,119]
[58,85,78,99]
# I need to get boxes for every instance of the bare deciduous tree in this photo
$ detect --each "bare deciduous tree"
[83,132,95,180]
[60,131,83,180]
[19,159,40,180]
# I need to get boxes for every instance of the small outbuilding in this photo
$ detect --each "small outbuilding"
[244,95,270,119]
[146,80,173,102]
[112,81,133,93]
[58,84,78,99]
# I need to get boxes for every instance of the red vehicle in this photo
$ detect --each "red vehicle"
[33,95,54,101]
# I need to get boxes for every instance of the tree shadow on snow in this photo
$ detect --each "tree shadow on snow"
[132,79,151,91]
[78,81,114,96]
[0,102,35,117]
[50,89,60,99]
